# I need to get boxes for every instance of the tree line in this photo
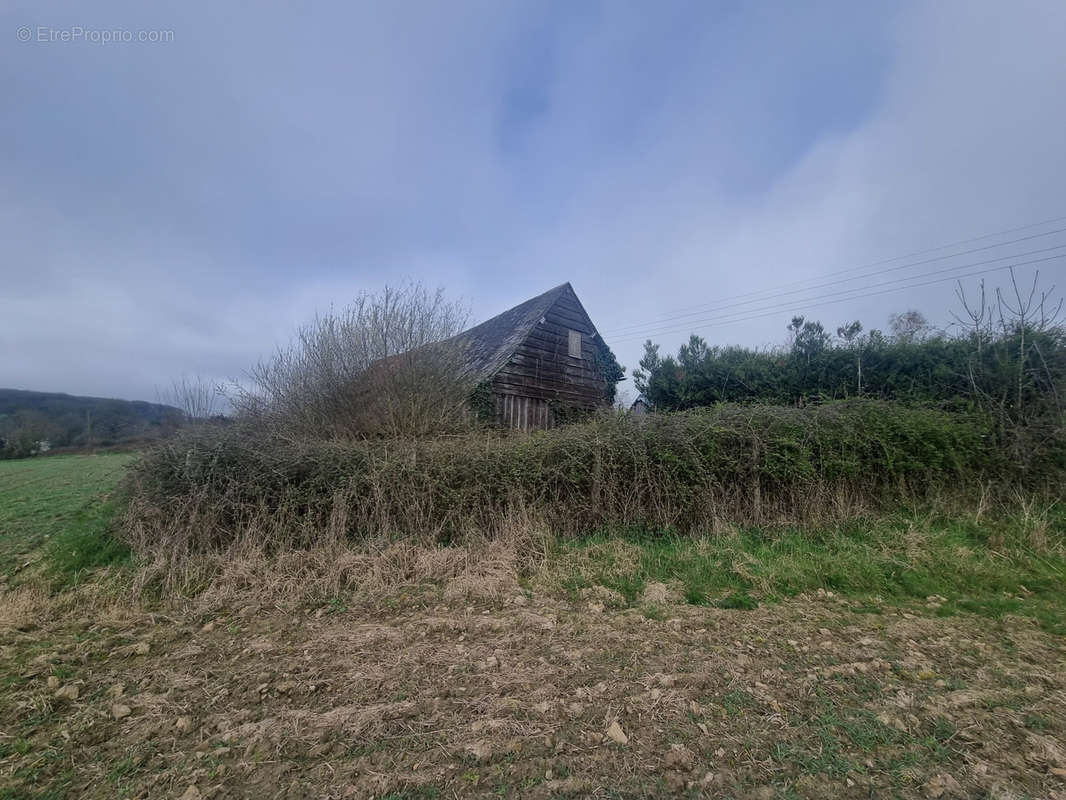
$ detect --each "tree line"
[632,274,1065,463]
[0,389,184,458]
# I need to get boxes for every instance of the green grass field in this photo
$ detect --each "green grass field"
[0,453,135,587]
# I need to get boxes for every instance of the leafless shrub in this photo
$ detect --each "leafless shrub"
[230,281,471,439]
[994,269,1063,419]
[953,269,1065,470]
[160,375,223,423]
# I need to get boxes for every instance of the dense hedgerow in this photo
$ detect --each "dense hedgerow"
[633,313,1066,444]
[123,400,1037,555]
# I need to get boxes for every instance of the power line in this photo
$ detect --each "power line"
[610,256,1061,345]
[602,220,1066,336]
[603,225,1066,336]
[603,214,1066,331]
[609,253,1065,346]
[608,244,1066,342]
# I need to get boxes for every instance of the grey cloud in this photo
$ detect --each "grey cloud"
[2,0,1064,401]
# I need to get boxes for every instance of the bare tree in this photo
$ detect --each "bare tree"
[162,376,223,423]
[888,310,932,343]
[953,269,1064,451]
[232,282,472,439]
[994,269,1063,422]
[952,280,993,357]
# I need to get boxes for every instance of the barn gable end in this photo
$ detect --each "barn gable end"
[449,283,618,431]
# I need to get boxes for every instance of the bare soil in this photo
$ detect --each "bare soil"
[2,591,1065,799]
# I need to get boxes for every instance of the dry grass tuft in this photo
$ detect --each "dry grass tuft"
[0,581,130,633]
[129,509,552,609]
[0,585,52,632]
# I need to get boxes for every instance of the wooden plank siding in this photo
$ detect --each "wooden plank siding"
[496,393,554,431]
[490,287,608,430]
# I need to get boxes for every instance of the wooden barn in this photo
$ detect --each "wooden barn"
[450,282,622,431]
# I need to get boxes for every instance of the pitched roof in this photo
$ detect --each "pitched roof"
[450,282,573,383]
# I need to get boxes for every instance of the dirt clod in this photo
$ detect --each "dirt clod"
[111,703,131,719]
[923,772,963,797]
[605,719,628,745]
[664,743,694,771]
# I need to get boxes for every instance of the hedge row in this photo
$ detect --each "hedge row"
[122,400,1039,553]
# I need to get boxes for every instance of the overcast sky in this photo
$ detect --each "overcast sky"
[3,1,1065,403]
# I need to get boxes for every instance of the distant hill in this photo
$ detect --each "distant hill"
[0,388,183,457]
